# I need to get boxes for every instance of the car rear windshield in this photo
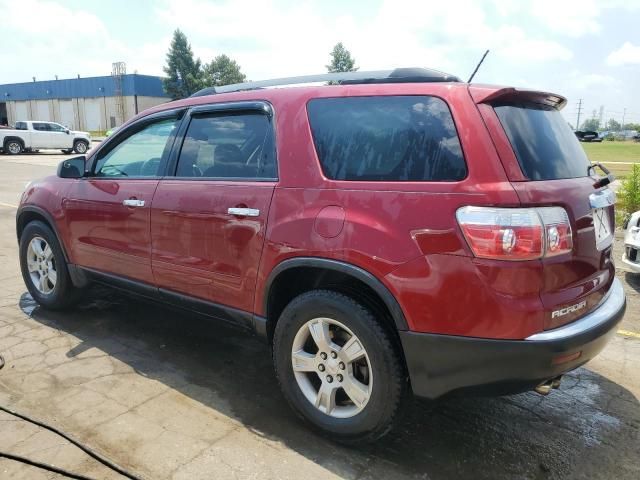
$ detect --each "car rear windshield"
[494,104,590,180]
[307,96,466,181]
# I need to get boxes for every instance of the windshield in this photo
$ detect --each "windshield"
[494,104,590,180]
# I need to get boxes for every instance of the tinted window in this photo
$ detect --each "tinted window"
[307,96,466,181]
[494,104,590,180]
[94,118,178,177]
[49,123,66,132]
[175,113,276,179]
[33,122,49,131]
[15,122,27,130]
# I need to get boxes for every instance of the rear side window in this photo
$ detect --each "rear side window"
[307,96,466,182]
[494,104,590,180]
[175,113,276,179]
[15,122,27,130]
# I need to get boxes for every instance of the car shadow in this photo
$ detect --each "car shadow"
[19,288,640,480]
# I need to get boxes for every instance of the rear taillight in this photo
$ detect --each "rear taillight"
[456,206,572,261]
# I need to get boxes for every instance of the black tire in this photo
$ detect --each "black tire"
[73,140,88,154]
[4,139,23,155]
[19,221,82,310]
[273,290,406,443]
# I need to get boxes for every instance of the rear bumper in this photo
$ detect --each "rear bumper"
[400,278,626,399]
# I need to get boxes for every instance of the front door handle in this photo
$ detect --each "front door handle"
[227,207,260,217]
[123,199,145,207]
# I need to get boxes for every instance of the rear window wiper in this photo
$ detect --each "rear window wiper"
[589,162,615,188]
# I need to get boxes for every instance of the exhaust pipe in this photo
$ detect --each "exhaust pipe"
[534,376,562,396]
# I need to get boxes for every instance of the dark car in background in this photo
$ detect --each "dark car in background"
[575,130,603,142]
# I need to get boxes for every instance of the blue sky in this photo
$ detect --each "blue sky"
[1,0,639,127]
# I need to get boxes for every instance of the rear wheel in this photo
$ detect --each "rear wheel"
[273,290,406,443]
[73,140,88,154]
[19,221,82,309]
[4,139,23,155]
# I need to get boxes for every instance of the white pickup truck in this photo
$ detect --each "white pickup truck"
[0,121,91,155]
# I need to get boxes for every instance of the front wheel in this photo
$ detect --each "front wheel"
[19,221,82,309]
[273,290,406,443]
[73,140,88,154]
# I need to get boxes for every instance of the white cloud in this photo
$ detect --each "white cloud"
[607,42,640,66]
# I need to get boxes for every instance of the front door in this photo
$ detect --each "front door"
[48,122,71,148]
[151,106,277,313]
[63,112,181,284]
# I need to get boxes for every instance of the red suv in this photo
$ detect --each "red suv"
[17,68,626,442]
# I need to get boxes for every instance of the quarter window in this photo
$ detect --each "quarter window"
[175,113,276,179]
[94,117,179,177]
[307,96,466,181]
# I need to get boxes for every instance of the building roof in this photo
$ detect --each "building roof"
[0,74,169,101]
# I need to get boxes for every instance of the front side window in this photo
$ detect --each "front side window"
[33,122,49,131]
[307,96,466,181]
[94,117,179,177]
[175,113,276,179]
[49,123,66,132]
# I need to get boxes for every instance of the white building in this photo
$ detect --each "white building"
[0,74,169,132]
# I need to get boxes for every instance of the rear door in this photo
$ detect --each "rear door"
[31,122,51,148]
[150,102,277,314]
[63,110,182,284]
[475,90,615,330]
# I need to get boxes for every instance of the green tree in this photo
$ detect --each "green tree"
[326,42,358,73]
[162,29,203,100]
[580,118,600,131]
[606,118,622,131]
[203,54,246,87]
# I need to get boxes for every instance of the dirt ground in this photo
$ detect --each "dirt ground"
[0,151,638,480]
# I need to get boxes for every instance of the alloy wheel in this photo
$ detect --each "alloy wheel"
[291,317,373,418]
[26,236,57,295]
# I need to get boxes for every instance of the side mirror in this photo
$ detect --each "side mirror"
[57,156,86,179]
[65,129,70,134]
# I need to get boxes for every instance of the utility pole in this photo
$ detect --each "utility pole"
[622,108,626,129]
[576,99,583,131]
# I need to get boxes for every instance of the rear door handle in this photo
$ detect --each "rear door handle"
[123,199,145,207]
[227,207,260,217]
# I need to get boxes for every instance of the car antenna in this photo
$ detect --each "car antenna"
[467,49,490,83]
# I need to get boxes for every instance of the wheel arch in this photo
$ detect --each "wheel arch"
[263,257,409,344]
[3,136,25,149]
[16,206,69,262]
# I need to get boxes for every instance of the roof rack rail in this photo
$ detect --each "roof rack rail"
[190,67,461,98]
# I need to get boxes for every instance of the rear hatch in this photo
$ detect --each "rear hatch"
[472,86,616,330]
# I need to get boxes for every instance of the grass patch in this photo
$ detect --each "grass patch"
[581,141,640,163]
[581,141,640,179]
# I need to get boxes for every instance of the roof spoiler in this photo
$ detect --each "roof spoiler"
[469,86,567,110]
[190,68,461,98]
